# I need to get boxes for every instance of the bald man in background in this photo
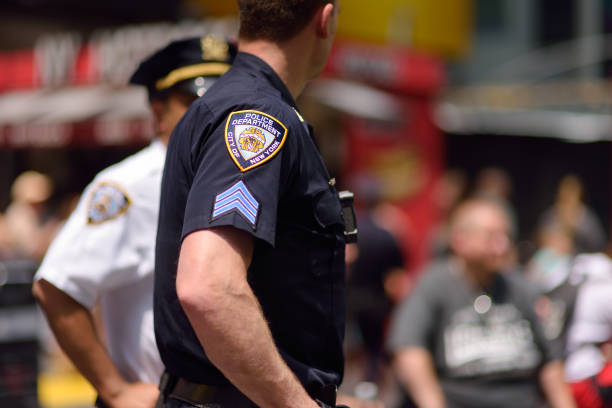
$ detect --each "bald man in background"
[387,198,575,408]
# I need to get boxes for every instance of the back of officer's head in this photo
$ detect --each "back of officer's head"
[237,0,335,42]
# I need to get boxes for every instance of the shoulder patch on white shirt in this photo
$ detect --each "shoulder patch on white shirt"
[87,182,131,224]
[225,110,288,172]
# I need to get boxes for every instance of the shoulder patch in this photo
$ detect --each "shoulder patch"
[87,182,131,225]
[225,110,288,172]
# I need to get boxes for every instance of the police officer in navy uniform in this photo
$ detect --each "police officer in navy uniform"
[154,1,346,407]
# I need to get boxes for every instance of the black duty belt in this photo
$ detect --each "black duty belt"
[158,372,337,407]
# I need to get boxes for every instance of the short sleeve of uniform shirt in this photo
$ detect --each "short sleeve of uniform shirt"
[35,154,161,309]
[181,101,300,246]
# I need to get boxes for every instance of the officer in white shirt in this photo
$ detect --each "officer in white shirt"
[32,36,236,408]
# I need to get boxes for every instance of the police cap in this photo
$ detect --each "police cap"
[130,36,237,100]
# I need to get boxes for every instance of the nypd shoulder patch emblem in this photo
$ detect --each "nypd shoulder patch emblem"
[212,180,259,228]
[87,182,131,225]
[225,110,288,172]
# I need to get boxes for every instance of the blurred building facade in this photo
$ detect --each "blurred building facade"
[0,1,611,407]
[1,0,610,268]
[442,0,611,248]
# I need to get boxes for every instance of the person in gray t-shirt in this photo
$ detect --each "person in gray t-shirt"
[387,198,576,408]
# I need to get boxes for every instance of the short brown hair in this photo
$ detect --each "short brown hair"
[238,0,334,42]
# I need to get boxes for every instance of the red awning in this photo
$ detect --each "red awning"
[0,85,154,149]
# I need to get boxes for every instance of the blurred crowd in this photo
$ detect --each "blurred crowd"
[1,164,611,408]
[343,166,611,407]
[0,171,79,263]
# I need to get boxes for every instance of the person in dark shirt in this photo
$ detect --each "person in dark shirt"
[347,214,405,382]
[154,1,345,407]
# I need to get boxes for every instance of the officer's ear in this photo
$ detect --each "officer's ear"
[316,2,337,39]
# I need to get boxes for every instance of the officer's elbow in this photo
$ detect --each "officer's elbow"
[177,263,251,324]
[176,271,223,317]
[176,228,250,317]
[31,278,65,314]
[32,279,53,308]
[31,279,44,304]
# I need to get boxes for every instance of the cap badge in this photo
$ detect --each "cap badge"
[201,36,229,61]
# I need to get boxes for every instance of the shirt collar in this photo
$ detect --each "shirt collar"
[149,138,167,160]
[233,51,298,109]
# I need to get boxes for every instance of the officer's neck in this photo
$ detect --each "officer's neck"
[239,37,314,100]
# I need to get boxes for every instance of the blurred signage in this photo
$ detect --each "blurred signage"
[328,42,445,271]
[444,81,611,110]
[176,0,471,57]
[342,102,443,273]
[0,19,237,92]
[336,0,473,58]
[324,41,444,95]
[0,119,154,149]
[187,0,238,16]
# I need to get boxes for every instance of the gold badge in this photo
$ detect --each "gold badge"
[239,127,266,153]
[201,35,229,61]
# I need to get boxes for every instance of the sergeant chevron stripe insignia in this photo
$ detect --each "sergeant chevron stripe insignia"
[212,180,259,227]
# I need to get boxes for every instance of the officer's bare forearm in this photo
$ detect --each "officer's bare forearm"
[177,227,319,408]
[32,279,129,402]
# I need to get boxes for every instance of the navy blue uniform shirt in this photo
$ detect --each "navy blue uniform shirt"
[154,52,346,397]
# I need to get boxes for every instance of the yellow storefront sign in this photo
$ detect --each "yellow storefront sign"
[336,0,472,58]
[188,0,472,58]
[187,1,238,17]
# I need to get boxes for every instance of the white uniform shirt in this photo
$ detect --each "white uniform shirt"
[565,253,612,381]
[35,140,166,384]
